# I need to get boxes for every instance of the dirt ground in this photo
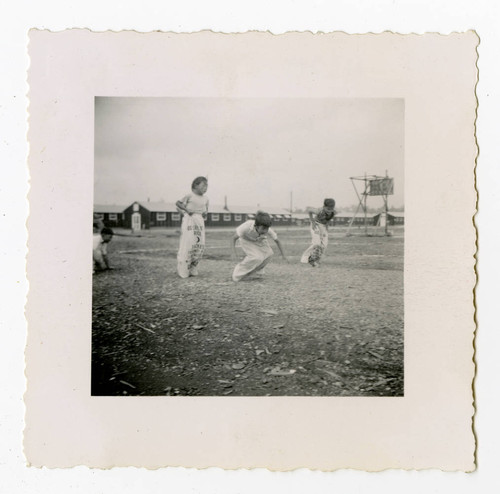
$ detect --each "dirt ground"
[92,226,404,396]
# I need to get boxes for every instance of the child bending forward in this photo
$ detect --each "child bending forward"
[175,176,209,278]
[93,227,114,273]
[300,198,336,267]
[231,211,287,282]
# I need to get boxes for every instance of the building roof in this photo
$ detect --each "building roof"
[136,202,253,214]
[136,201,178,212]
[208,204,230,214]
[225,204,254,214]
[336,212,376,218]
[371,211,405,218]
[258,206,292,216]
[223,204,292,215]
[121,201,296,216]
[94,204,126,213]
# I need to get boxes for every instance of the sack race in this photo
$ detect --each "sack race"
[177,214,205,278]
[300,222,329,266]
[232,237,274,282]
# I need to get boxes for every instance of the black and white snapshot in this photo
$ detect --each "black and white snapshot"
[91,97,404,397]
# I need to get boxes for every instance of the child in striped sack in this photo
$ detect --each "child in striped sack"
[300,198,336,267]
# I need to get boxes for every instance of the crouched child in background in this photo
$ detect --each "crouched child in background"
[93,227,114,273]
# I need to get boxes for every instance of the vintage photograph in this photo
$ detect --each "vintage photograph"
[91,96,405,397]
[26,29,476,471]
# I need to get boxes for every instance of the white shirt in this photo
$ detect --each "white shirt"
[178,193,209,214]
[236,220,278,245]
[92,233,108,254]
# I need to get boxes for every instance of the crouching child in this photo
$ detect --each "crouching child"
[93,227,114,273]
[231,211,288,282]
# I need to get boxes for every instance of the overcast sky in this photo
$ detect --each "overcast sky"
[94,97,404,211]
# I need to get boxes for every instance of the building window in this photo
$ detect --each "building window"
[223,213,231,222]
[171,213,181,221]
[108,213,117,221]
[234,214,242,221]
[94,213,104,220]
[157,212,166,221]
[274,215,280,221]
[211,213,219,221]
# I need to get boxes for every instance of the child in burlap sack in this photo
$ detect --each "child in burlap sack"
[175,177,209,278]
[300,198,336,267]
[231,211,288,282]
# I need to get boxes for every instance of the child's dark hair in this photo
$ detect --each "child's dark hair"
[324,198,336,208]
[191,176,208,190]
[255,211,272,228]
[101,227,114,236]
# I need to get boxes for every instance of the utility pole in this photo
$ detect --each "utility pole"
[385,170,389,236]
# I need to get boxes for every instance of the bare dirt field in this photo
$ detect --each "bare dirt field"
[92,226,404,397]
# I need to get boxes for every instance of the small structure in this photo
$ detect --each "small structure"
[373,211,405,226]
[123,201,179,230]
[93,204,126,228]
[347,173,395,236]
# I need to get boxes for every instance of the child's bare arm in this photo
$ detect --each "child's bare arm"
[230,234,239,260]
[102,254,113,270]
[95,258,107,270]
[305,207,316,223]
[175,200,192,215]
[274,238,288,262]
